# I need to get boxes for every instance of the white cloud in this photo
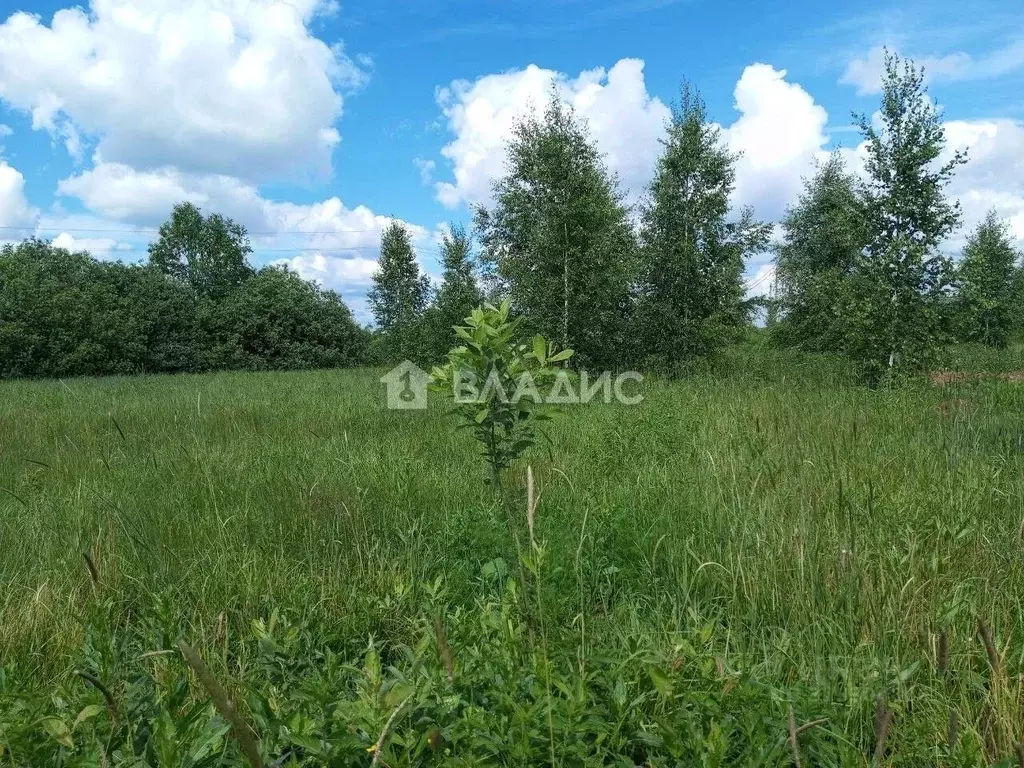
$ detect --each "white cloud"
[55,161,442,297]
[60,122,83,160]
[943,118,1024,247]
[723,64,830,220]
[434,58,670,208]
[275,253,378,288]
[50,231,120,257]
[841,41,1024,96]
[413,157,436,185]
[0,160,38,229]
[827,117,1024,251]
[0,0,362,180]
[59,162,386,235]
[57,161,431,243]
[57,162,208,222]
[434,59,831,225]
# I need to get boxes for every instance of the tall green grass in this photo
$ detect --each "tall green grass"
[2,351,1023,763]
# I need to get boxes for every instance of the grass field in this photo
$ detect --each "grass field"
[2,349,1024,765]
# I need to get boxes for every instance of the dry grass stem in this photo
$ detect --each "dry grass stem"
[787,705,802,768]
[369,693,414,768]
[178,639,264,768]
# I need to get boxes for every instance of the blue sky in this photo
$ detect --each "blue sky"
[1,0,1022,320]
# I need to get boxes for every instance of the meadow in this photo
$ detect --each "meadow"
[2,346,1024,765]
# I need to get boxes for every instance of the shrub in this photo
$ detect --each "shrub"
[430,300,572,489]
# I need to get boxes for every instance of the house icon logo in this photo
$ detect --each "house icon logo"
[380,360,431,410]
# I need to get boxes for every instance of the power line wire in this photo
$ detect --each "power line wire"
[74,246,445,256]
[744,270,774,292]
[0,224,447,255]
[0,224,429,236]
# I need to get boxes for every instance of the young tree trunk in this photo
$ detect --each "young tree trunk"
[562,222,569,353]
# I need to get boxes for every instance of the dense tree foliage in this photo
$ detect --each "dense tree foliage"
[368,222,431,363]
[0,214,367,379]
[953,211,1023,347]
[475,94,636,370]
[846,51,967,383]
[202,265,369,370]
[0,240,201,378]
[773,154,866,352]
[636,84,769,369]
[148,202,255,300]
[424,225,483,362]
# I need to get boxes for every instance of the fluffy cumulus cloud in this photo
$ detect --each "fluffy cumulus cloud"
[0,0,435,304]
[0,160,38,230]
[50,231,122,257]
[55,160,437,299]
[57,162,267,226]
[722,64,830,220]
[841,41,1024,96]
[434,59,832,223]
[274,253,379,288]
[0,0,362,181]
[435,58,671,208]
[943,118,1024,247]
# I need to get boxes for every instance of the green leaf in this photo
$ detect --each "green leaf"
[474,407,490,424]
[548,349,574,362]
[73,704,106,731]
[481,557,508,579]
[41,718,74,749]
[532,335,546,363]
[897,660,920,683]
[185,720,231,763]
[647,666,673,698]
[289,734,325,756]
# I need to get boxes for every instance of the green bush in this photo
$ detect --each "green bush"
[0,241,368,379]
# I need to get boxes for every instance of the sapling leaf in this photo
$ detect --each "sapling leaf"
[436,303,573,488]
[40,718,74,749]
[73,704,106,730]
[532,335,546,364]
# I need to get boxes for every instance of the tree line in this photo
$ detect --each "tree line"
[2,51,1021,383]
[772,55,1024,381]
[372,80,771,374]
[0,204,368,378]
[370,51,1023,384]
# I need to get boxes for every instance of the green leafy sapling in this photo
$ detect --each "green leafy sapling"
[430,300,572,489]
